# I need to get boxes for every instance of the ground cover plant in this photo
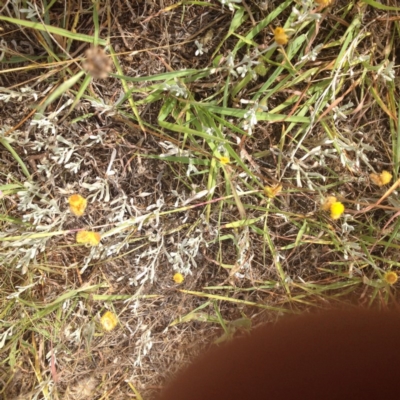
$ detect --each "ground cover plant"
[1,0,400,398]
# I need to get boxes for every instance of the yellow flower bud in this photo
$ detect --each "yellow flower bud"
[370,170,392,187]
[68,194,87,217]
[76,230,101,246]
[273,27,288,46]
[173,273,184,284]
[321,196,337,211]
[219,156,230,165]
[264,184,282,199]
[100,311,118,331]
[330,201,345,220]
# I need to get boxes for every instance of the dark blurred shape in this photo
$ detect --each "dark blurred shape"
[158,309,400,400]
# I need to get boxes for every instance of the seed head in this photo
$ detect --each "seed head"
[82,47,113,79]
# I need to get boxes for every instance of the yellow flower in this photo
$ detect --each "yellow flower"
[219,156,230,165]
[76,230,101,246]
[100,311,118,331]
[273,27,288,46]
[384,271,398,285]
[321,196,337,211]
[370,170,392,187]
[315,0,334,7]
[330,201,345,220]
[322,197,345,219]
[68,194,87,217]
[264,184,282,199]
[173,273,184,284]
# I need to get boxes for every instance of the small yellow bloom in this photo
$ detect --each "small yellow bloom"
[173,272,184,284]
[264,184,282,199]
[68,194,87,217]
[384,271,398,285]
[273,27,288,46]
[370,170,392,187]
[321,196,337,211]
[100,311,118,331]
[315,0,334,7]
[76,230,101,246]
[330,201,345,220]
[219,156,230,165]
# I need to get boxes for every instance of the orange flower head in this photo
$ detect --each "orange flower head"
[100,311,118,331]
[68,194,87,217]
[76,230,101,246]
[273,27,288,46]
[384,271,398,285]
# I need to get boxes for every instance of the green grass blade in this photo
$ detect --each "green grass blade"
[0,16,107,45]
[40,70,85,111]
[0,139,30,178]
